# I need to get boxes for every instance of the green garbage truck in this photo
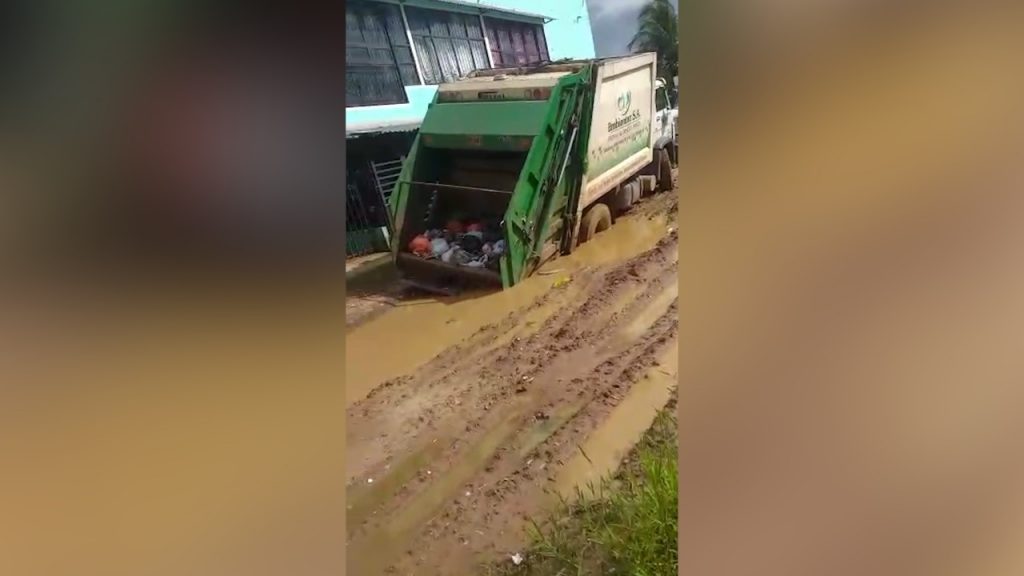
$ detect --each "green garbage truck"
[388,53,677,293]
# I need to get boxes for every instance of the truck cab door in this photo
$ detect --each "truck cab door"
[654,85,671,138]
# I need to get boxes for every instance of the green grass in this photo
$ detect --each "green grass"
[489,397,678,576]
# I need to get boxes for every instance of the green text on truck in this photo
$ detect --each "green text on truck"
[388,53,678,293]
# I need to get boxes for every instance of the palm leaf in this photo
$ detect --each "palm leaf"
[627,0,678,80]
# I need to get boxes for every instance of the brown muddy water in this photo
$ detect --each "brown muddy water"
[345,191,679,574]
[554,340,679,500]
[345,201,675,407]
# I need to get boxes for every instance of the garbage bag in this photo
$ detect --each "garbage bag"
[430,237,450,256]
[460,234,484,254]
[452,249,473,266]
[409,235,431,256]
[446,219,465,234]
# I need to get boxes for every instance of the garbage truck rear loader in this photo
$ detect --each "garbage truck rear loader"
[388,53,676,293]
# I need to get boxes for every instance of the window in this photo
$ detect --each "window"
[656,86,670,111]
[346,1,420,107]
[405,7,490,85]
[484,18,549,68]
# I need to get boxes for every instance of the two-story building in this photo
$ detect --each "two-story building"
[345,0,596,258]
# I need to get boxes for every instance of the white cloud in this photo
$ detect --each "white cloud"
[587,0,650,20]
[586,0,677,57]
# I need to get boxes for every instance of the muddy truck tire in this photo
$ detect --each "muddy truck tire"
[579,202,612,245]
[658,148,673,192]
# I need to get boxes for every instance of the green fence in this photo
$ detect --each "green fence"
[346,227,390,258]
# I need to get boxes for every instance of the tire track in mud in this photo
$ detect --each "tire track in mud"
[347,222,678,575]
[402,300,679,573]
[347,231,676,480]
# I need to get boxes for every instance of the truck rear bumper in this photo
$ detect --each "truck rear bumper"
[395,252,502,293]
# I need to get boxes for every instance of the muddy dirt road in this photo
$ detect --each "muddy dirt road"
[345,189,679,575]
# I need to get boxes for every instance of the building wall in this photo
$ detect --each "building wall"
[479,0,595,63]
[345,0,596,134]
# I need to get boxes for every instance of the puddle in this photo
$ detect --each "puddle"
[565,212,670,269]
[346,252,392,276]
[587,277,648,331]
[344,200,677,573]
[345,210,671,406]
[516,399,589,461]
[554,341,678,500]
[346,434,449,532]
[481,283,585,353]
[623,282,679,341]
[347,401,528,575]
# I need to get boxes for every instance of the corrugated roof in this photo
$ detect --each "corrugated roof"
[346,117,422,137]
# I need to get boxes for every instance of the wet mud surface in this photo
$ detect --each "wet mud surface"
[346,189,679,575]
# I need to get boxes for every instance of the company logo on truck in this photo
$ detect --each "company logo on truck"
[609,90,641,132]
[617,91,632,115]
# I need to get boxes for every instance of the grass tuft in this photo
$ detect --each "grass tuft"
[488,397,678,576]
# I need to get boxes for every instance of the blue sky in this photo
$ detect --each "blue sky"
[586,0,678,58]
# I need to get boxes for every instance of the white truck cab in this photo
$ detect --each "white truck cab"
[654,78,678,158]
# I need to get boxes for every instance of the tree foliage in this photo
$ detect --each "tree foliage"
[628,0,678,81]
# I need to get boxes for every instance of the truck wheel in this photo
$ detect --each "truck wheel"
[579,203,612,245]
[658,149,673,192]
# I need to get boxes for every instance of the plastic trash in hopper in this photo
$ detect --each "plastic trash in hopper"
[460,234,484,254]
[430,237,450,257]
[409,235,431,256]
[446,219,465,234]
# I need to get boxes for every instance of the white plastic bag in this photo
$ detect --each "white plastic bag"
[431,237,450,256]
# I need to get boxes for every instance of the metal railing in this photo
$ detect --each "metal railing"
[346,157,405,259]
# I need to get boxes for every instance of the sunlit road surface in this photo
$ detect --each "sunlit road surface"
[679,5,1024,576]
